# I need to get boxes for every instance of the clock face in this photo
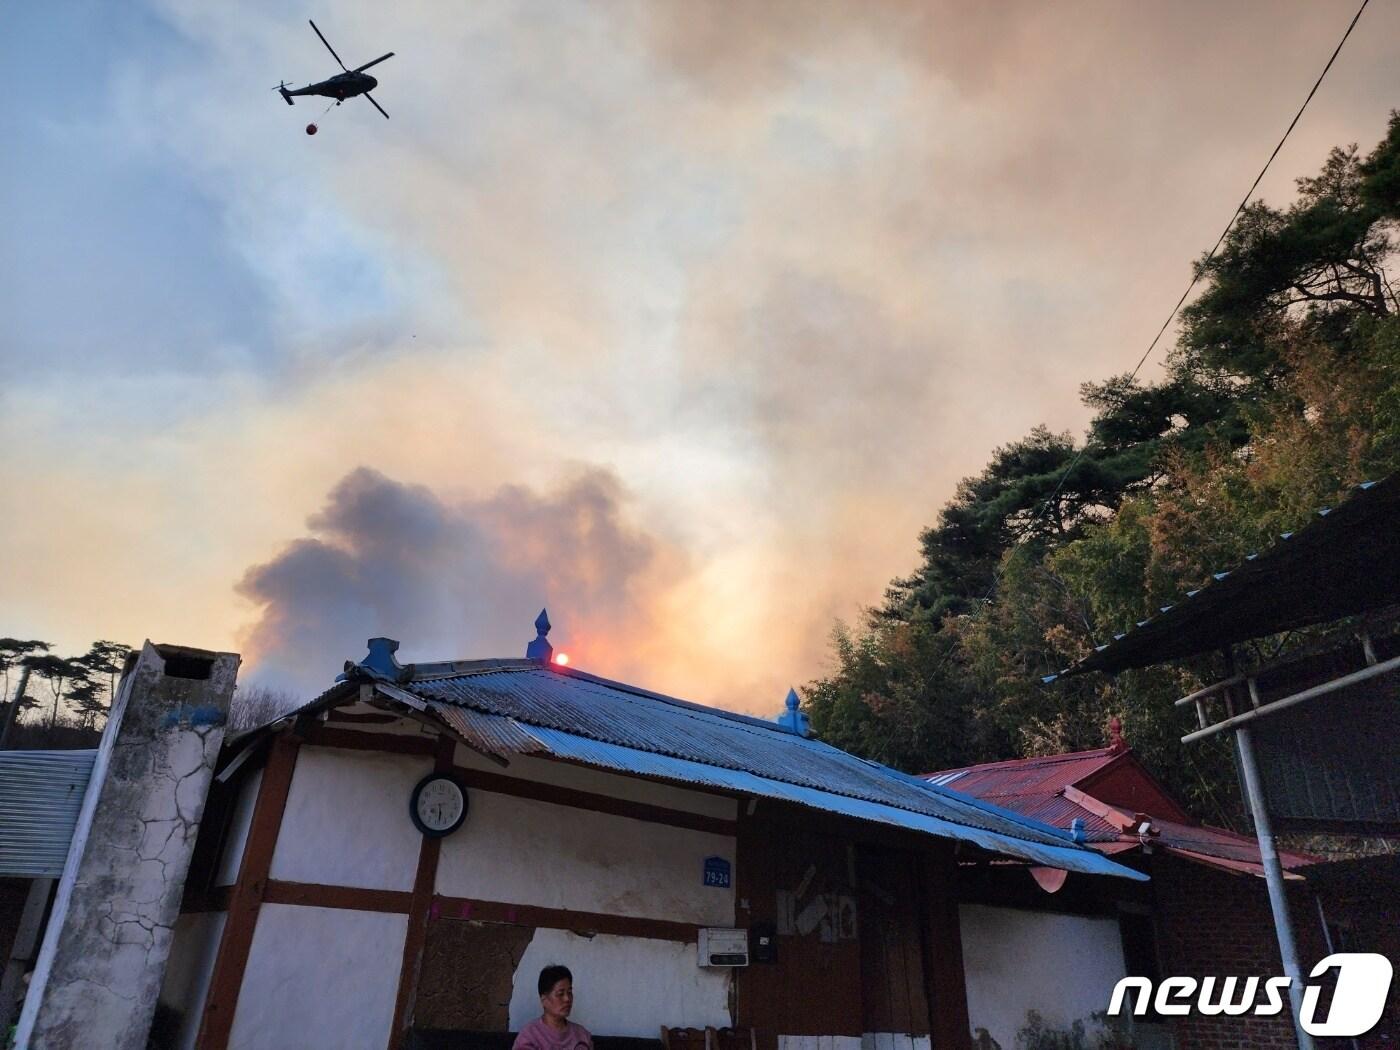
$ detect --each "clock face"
[411,774,468,837]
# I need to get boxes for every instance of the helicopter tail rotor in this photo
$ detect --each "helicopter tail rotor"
[275,81,294,105]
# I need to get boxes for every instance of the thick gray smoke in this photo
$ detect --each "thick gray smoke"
[237,466,671,696]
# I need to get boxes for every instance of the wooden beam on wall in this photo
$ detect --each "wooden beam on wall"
[387,733,457,1050]
[196,732,302,1050]
[918,848,971,1050]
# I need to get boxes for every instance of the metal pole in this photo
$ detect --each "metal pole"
[1235,723,1315,1050]
[0,665,30,750]
[1315,895,1361,1050]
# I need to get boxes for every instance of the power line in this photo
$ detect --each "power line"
[962,0,1371,620]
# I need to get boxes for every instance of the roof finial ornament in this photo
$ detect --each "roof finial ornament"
[775,686,811,737]
[337,637,410,683]
[1108,715,1126,754]
[526,608,553,663]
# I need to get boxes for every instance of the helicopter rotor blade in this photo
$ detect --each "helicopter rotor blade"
[308,19,347,71]
[363,92,390,119]
[354,52,394,73]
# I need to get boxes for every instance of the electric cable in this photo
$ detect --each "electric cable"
[948,0,1372,635]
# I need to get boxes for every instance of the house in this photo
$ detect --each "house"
[926,730,1330,1050]
[153,621,1143,1050]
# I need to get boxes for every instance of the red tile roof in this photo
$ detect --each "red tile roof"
[927,747,1122,799]
[924,748,1317,875]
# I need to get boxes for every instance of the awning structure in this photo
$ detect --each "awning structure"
[1053,475,1400,678]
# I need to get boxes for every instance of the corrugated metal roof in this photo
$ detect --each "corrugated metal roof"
[0,749,96,878]
[926,749,1120,799]
[341,662,1148,881]
[924,749,1315,872]
[1149,818,1314,870]
[923,751,1124,842]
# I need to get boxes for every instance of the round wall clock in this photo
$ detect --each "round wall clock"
[410,773,468,837]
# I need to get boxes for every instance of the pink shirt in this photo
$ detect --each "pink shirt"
[513,1019,594,1050]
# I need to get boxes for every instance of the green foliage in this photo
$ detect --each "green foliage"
[805,113,1400,821]
[1177,114,1400,390]
[0,638,134,739]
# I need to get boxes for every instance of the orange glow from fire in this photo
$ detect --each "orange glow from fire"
[553,652,570,666]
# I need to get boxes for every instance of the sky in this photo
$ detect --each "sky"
[2,1,1397,714]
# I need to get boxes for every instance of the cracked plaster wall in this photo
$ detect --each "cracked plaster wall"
[16,643,238,1050]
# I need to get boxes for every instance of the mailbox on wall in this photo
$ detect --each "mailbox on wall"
[698,927,749,967]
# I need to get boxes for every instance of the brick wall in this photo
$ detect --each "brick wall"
[1150,855,1328,1050]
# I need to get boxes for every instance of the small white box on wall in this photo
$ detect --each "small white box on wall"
[698,927,749,967]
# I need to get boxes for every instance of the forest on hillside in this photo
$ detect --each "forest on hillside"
[805,112,1400,829]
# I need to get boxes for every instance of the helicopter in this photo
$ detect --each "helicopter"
[276,20,393,119]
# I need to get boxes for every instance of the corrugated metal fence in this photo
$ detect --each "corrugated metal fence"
[0,749,96,878]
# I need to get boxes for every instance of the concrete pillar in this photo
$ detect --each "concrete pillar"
[15,642,239,1050]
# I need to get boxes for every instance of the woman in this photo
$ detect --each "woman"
[513,965,594,1050]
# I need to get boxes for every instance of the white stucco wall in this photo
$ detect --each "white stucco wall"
[228,903,408,1050]
[216,767,262,887]
[509,929,730,1038]
[269,746,431,891]
[159,910,227,1050]
[436,788,736,925]
[859,1035,929,1050]
[960,904,1128,1050]
[456,746,738,820]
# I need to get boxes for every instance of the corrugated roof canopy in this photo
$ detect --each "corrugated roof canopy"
[308,658,1145,881]
[0,749,95,878]
[1058,475,1400,677]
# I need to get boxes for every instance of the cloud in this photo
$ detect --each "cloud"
[7,0,1400,723]
[236,465,682,697]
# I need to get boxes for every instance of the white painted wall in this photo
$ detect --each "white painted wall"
[456,746,738,821]
[228,903,408,1050]
[437,788,736,925]
[270,746,431,891]
[216,767,262,887]
[509,929,731,1038]
[960,904,1128,1050]
[159,910,227,1050]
